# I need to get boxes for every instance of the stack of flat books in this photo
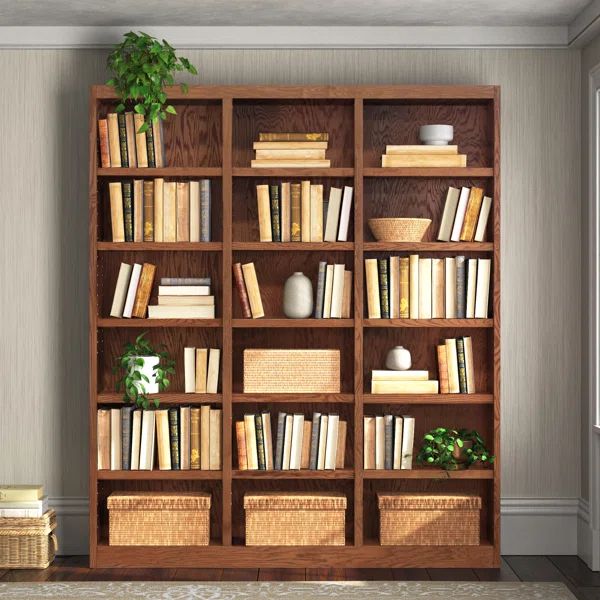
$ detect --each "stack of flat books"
[147,277,215,319]
[371,370,439,394]
[381,144,467,168]
[251,133,331,168]
[0,485,47,517]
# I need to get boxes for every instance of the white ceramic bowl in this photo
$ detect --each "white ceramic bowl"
[419,124,454,146]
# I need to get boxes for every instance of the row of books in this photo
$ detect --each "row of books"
[110,262,155,318]
[437,336,477,394]
[98,112,165,168]
[150,278,215,319]
[0,485,47,518]
[314,262,352,319]
[233,262,264,318]
[370,370,439,395]
[381,144,466,168]
[251,132,331,168]
[256,183,353,243]
[183,347,220,393]
[437,186,492,242]
[363,415,415,470]
[97,406,222,471]
[365,256,491,319]
[236,412,347,471]
[109,179,211,243]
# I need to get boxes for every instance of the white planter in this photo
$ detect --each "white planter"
[129,355,160,394]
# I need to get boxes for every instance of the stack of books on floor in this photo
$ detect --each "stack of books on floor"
[256,183,353,242]
[437,186,492,242]
[365,255,491,319]
[232,262,264,318]
[97,406,222,470]
[381,144,466,168]
[147,277,215,319]
[183,347,221,393]
[251,133,331,168]
[109,262,155,318]
[314,261,352,318]
[370,370,439,394]
[437,336,477,394]
[236,412,347,471]
[363,415,415,470]
[108,179,211,242]
[98,112,165,168]
[0,485,47,517]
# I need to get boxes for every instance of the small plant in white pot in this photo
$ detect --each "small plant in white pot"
[114,332,175,409]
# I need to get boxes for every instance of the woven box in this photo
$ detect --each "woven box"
[0,510,57,569]
[378,493,481,546]
[244,492,346,546]
[243,349,340,393]
[108,492,211,546]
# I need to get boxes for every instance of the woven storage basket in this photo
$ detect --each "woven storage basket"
[244,492,346,546]
[378,493,481,546]
[243,349,340,393]
[0,510,57,569]
[368,218,431,242]
[108,492,211,546]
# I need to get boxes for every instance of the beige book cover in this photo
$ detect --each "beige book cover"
[194,348,208,394]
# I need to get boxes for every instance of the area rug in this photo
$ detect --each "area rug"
[0,581,577,599]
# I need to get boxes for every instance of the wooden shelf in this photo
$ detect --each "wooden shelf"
[97,242,223,251]
[233,167,354,177]
[232,393,354,403]
[232,318,354,328]
[232,242,354,251]
[363,393,494,404]
[363,242,493,252]
[363,318,493,328]
[97,470,223,480]
[232,469,354,479]
[96,393,222,405]
[363,469,494,479]
[97,318,222,328]
[363,167,494,177]
[97,167,222,177]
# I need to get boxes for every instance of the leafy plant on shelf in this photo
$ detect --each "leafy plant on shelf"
[114,332,175,409]
[417,427,494,470]
[106,31,198,132]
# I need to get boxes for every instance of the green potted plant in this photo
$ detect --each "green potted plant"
[107,31,198,132]
[114,332,176,409]
[417,427,494,470]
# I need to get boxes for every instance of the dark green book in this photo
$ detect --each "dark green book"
[168,408,180,470]
[269,184,281,242]
[255,413,266,470]
[117,113,129,167]
[120,406,135,470]
[378,258,390,319]
[122,181,133,242]
[456,337,468,393]
[145,118,156,168]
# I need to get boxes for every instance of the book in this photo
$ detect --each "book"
[158,285,210,296]
[146,118,156,168]
[189,181,200,242]
[363,416,375,469]
[400,416,415,469]
[309,412,321,470]
[375,415,385,469]
[122,263,142,318]
[130,409,142,470]
[98,118,110,168]
[206,348,220,393]
[388,256,400,319]
[466,258,478,318]
[336,420,347,469]
[301,420,312,469]
[450,187,471,242]
[0,486,44,502]
[324,414,339,470]
[132,179,143,242]
[310,184,323,241]
[337,186,353,241]
[398,257,409,318]
[463,336,476,393]
[445,257,457,318]
[418,258,432,319]
[158,296,214,306]
[163,182,177,242]
[445,338,460,393]
[269,184,281,242]
[180,406,191,470]
[474,196,492,242]
[386,144,458,154]
[456,337,468,393]
[148,305,215,319]
[282,414,294,470]
[322,264,335,319]
[393,416,403,469]
[280,182,291,242]
[201,179,211,242]
[233,262,252,318]
[314,261,327,318]
[152,119,165,168]
[0,504,48,518]
[190,408,201,469]
[124,112,137,168]
[256,148,326,159]
[262,412,274,470]
[330,264,345,318]
[324,187,343,242]
[384,414,394,470]
[316,414,328,470]
[121,406,134,470]
[258,132,329,142]
[437,186,461,241]
[176,182,190,242]
[431,258,444,318]
[371,380,439,394]
[109,182,125,242]
[160,277,211,286]
[241,262,264,318]
[244,414,258,470]
[378,258,390,319]
[133,113,148,167]
[301,180,311,242]
[460,187,485,241]
[381,154,466,167]
[341,270,352,319]
[110,262,133,318]
[365,258,381,319]
[139,410,156,470]
[253,141,328,149]
[117,113,128,167]
[290,182,302,241]
[251,159,330,168]
[255,413,266,470]
[475,258,491,318]
[122,181,134,242]
[110,408,122,470]
[236,420,248,470]
[168,408,180,470]
[409,254,419,319]
[132,263,156,318]
[106,113,121,167]
[274,412,286,470]
[209,409,222,470]
[289,414,304,470]
[200,405,210,470]
[155,409,171,470]
[185,347,197,393]
[437,345,450,394]
[97,409,110,470]
[371,370,428,381]
[456,255,467,318]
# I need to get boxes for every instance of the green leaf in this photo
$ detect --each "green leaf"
[165,105,177,115]
[154,398,160,408]
[133,103,146,114]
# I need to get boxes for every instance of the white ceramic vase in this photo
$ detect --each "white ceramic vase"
[129,355,160,394]
[385,346,412,371]
[283,272,314,318]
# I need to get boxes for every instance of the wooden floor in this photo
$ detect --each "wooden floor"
[1,556,599,599]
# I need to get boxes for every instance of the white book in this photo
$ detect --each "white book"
[431,257,444,318]
[475,258,491,318]
[180,406,191,470]
[329,264,345,318]
[244,414,258,470]
[310,184,324,242]
[466,259,478,318]
[401,416,415,469]
[437,186,461,241]
[110,408,122,471]
[371,370,429,381]
[324,414,339,470]
[393,416,403,469]
[446,338,460,393]
[409,254,419,319]
[322,264,335,319]
[0,497,48,516]
[337,186,353,241]
[289,414,305,470]
[317,414,329,470]
[444,257,457,318]
[450,187,471,242]
[184,347,196,393]
[158,285,210,296]
[130,410,142,470]
[262,412,274,470]
[110,262,133,318]
[122,263,142,318]
[375,415,385,470]
[189,181,201,242]
[324,187,343,242]
[139,410,156,470]
[280,182,291,243]
[388,256,400,319]
[282,414,294,470]
[474,195,492,242]
[147,305,215,319]
[206,348,220,394]
[418,258,432,319]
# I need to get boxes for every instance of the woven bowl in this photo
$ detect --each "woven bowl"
[368,218,432,242]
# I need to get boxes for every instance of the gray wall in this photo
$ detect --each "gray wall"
[0,48,581,501]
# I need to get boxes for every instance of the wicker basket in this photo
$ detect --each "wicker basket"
[244,492,346,546]
[378,493,481,546]
[108,492,211,546]
[0,510,57,569]
[368,218,432,242]
[243,349,340,393]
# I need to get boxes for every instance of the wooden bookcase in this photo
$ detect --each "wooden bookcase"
[89,85,500,568]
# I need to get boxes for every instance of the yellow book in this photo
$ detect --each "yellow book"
[0,485,44,502]
[163,182,177,242]
[371,380,439,394]
[153,178,164,242]
[409,254,419,319]
[251,159,330,168]
[253,141,328,150]
[256,184,272,242]
[255,148,326,159]
[381,154,467,168]
[155,409,171,470]
[195,348,208,394]
[301,180,311,242]
[176,181,190,242]
[133,114,148,167]
[365,258,381,319]
[399,257,410,318]
[108,182,125,242]
[386,145,458,155]
[445,338,460,393]
[241,262,264,318]
[106,113,121,167]
[371,370,429,381]
[460,186,485,241]
[209,409,222,470]
[389,256,400,319]
[280,182,291,242]
[190,408,201,469]
[310,184,323,242]
[200,405,211,470]
[290,183,301,241]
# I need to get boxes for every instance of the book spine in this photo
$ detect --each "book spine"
[365,258,381,319]
[122,182,133,242]
[200,179,211,242]
[255,414,266,470]
[437,344,450,394]
[236,421,248,470]
[399,257,409,318]
[125,112,137,168]
[233,262,252,318]
[314,261,327,318]
[308,412,321,470]
[456,256,466,319]
[131,263,156,318]
[384,415,393,470]
[117,113,129,167]
[378,258,390,319]
[143,180,154,241]
[160,277,211,286]
[274,412,286,470]
[98,119,111,167]
[290,183,301,242]
[190,409,200,469]
[145,119,156,168]
[121,407,134,470]
[269,184,281,243]
[259,132,328,141]
[107,113,121,167]
[168,408,180,470]
[456,337,467,393]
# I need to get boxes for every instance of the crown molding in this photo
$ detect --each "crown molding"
[0,25,569,49]
[569,0,600,47]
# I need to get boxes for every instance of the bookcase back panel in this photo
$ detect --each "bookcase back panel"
[232,100,354,168]
[363,101,494,169]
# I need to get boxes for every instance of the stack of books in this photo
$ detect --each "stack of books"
[381,144,466,168]
[236,412,347,471]
[314,262,352,319]
[363,415,415,470]
[437,186,492,242]
[232,262,264,318]
[108,179,211,243]
[365,255,491,319]
[147,277,215,319]
[371,370,439,394]
[256,183,353,242]
[0,485,47,517]
[109,262,156,318]
[97,406,222,471]
[183,347,221,394]
[437,336,476,394]
[251,132,331,168]
[98,112,165,168]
